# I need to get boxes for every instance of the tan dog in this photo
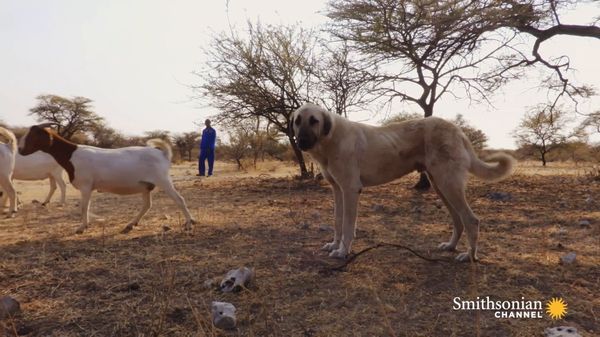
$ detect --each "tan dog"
[291,103,515,262]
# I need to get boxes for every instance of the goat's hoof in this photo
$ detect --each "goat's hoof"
[183,219,196,231]
[121,225,134,234]
[75,228,85,234]
[438,242,457,251]
[6,211,16,218]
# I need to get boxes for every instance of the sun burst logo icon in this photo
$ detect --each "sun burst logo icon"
[546,298,567,320]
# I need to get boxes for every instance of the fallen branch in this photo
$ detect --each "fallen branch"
[330,242,450,271]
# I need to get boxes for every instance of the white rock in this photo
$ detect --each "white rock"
[544,326,581,337]
[220,267,254,292]
[578,220,590,227]
[211,301,236,330]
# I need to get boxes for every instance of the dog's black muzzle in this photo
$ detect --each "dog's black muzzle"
[296,134,316,151]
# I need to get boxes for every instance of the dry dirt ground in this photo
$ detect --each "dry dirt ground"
[0,160,598,337]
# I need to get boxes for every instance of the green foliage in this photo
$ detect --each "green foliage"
[452,114,489,151]
[173,132,201,161]
[513,105,572,166]
[89,123,127,148]
[381,112,422,125]
[29,95,103,139]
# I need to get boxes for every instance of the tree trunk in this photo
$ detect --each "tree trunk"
[413,105,433,190]
[287,133,309,178]
[541,152,547,166]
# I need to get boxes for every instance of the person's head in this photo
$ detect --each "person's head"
[205,119,211,127]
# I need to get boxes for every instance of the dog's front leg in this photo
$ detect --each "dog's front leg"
[330,185,361,259]
[322,182,343,252]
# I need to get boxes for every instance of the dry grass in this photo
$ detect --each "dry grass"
[0,160,598,337]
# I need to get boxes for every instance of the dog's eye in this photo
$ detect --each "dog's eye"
[309,116,319,125]
[295,116,302,126]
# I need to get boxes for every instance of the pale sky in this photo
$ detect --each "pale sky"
[1,0,599,149]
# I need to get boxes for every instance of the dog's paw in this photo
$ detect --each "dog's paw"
[329,248,348,259]
[438,242,457,251]
[321,241,339,252]
[455,252,478,263]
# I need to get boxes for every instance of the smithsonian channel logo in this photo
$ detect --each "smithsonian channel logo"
[452,296,567,319]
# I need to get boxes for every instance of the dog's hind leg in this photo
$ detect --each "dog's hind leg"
[428,173,463,252]
[429,169,480,262]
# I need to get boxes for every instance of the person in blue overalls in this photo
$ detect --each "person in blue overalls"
[198,119,216,177]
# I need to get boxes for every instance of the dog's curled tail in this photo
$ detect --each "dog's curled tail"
[0,127,17,154]
[464,137,515,182]
[469,152,515,182]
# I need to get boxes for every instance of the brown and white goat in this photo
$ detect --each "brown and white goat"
[18,125,196,233]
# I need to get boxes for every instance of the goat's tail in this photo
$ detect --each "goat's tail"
[0,127,17,154]
[147,138,173,162]
[463,136,515,182]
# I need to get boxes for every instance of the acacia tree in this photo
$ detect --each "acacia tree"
[89,123,127,148]
[496,0,600,108]
[327,0,599,188]
[196,22,318,177]
[29,95,103,139]
[173,132,201,161]
[513,105,572,166]
[452,114,489,151]
[144,130,172,144]
[314,41,373,117]
[223,128,252,170]
[579,111,600,135]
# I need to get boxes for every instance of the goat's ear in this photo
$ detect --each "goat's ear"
[322,112,332,136]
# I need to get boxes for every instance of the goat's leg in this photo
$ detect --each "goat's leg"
[157,178,195,230]
[76,187,93,234]
[0,188,7,212]
[0,175,17,217]
[42,176,57,206]
[56,174,67,206]
[121,191,152,234]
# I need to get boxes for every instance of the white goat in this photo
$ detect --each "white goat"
[19,124,196,234]
[0,127,18,216]
[0,151,67,207]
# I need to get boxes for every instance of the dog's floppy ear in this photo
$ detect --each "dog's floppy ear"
[322,111,332,136]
